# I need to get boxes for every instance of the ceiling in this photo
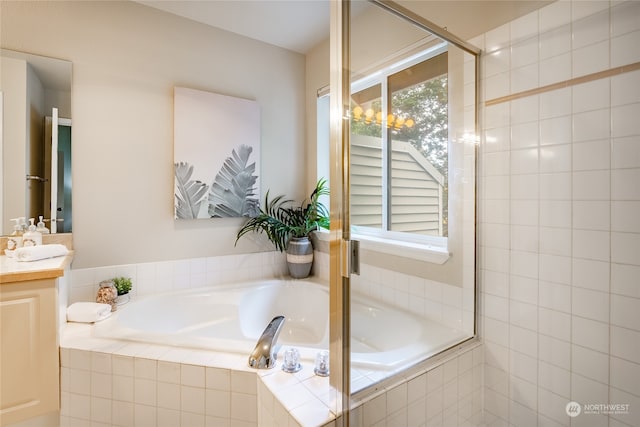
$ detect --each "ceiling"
[136,0,333,54]
[136,0,552,54]
[3,1,552,88]
[1,48,71,90]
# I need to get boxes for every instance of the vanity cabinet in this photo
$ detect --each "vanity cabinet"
[0,244,71,426]
[0,278,59,426]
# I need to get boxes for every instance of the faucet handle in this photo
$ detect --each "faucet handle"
[282,348,302,373]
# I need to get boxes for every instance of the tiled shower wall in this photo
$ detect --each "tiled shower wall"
[477,1,640,426]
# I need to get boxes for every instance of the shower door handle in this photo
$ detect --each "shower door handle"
[341,239,360,277]
[26,175,47,182]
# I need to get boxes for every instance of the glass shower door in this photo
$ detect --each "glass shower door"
[327,1,478,422]
[346,0,479,395]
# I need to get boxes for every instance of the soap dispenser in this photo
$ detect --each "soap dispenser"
[6,218,24,253]
[19,217,27,232]
[36,216,50,234]
[23,218,43,247]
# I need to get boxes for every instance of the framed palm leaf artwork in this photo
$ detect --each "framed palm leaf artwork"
[173,87,260,219]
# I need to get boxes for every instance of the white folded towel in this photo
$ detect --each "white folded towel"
[67,302,113,323]
[14,244,69,262]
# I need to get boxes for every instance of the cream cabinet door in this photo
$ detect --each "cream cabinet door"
[0,279,58,426]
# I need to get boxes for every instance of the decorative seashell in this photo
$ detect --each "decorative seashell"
[96,280,118,311]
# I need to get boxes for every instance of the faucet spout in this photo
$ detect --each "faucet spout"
[248,315,285,369]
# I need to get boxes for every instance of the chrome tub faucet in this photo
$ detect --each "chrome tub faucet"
[248,315,285,369]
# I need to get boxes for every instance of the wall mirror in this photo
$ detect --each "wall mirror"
[1,49,72,234]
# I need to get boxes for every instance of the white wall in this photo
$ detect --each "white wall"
[478,1,640,426]
[1,1,306,268]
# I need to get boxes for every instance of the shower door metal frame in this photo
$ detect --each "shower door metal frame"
[329,0,352,424]
[370,0,481,56]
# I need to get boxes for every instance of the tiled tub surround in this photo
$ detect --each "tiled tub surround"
[60,326,482,427]
[63,251,482,426]
[60,326,333,427]
[68,252,289,304]
[70,250,475,384]
[477,0,640,426]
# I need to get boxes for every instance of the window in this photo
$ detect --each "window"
[318,45,453,262]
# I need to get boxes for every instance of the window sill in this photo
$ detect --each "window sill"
[313,231,450,265]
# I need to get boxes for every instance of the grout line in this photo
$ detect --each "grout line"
[608,53,614,422]
[485,61,640,107]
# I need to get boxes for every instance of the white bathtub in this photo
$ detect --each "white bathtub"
[92,279,468,369]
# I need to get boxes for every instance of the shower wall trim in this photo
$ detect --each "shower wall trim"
[485,60,640,107]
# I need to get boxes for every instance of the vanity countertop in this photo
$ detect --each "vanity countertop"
[0,252,74,284]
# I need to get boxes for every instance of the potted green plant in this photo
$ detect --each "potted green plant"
[235,178,329,278]
[112,276,132,305]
